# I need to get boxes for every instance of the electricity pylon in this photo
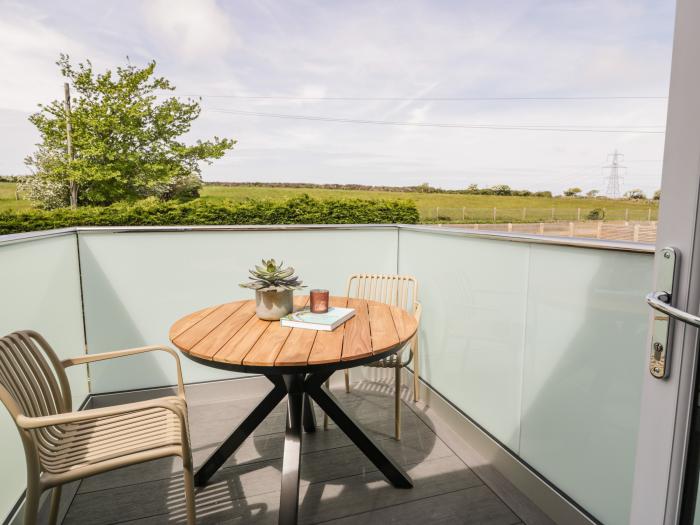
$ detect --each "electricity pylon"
[603,150,625,199]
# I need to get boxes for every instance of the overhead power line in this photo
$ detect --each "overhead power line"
[207,108,666,134]
[189,94,667,102]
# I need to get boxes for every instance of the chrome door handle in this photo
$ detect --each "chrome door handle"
[646,291,700,328]
[646,247,679,378]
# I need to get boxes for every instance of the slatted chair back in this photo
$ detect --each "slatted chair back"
[346,274,418,313]
[0,330,73,471]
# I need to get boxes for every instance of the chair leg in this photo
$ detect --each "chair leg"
[323,379,330,430]
[344,369,351,393]
[412,338,420,402]
[182,454,197,525]
[394,366,401,441]
[23,477,41,525]
[48,485,62,525]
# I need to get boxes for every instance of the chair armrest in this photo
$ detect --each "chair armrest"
[61,345,185,398]
[16,397,187,430]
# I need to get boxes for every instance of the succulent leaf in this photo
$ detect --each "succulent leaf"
[240,258,305,292]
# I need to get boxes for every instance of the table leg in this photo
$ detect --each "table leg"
[280,374,304,525]
[302,393,316,433]
[194,375,287,487]
[305,372,413,489]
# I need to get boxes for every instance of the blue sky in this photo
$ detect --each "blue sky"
[0,0,675,195]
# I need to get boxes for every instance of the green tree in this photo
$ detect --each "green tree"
[586,189,600,198]
[24,55,235,208]
[563,187,582,197]
[490,184,512,196]
[653,189,661,200]
[624,189,647,200]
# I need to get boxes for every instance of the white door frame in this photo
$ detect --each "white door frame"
[630,1,700,523]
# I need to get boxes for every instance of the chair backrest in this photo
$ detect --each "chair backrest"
[0,330,72,423]
[346,274,418,313]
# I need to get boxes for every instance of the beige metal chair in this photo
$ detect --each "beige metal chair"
[0,330,196,525]
[324,274,421,440]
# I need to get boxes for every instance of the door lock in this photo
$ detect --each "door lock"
[646,247,678,378]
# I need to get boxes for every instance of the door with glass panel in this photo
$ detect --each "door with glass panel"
[630,1,700,523]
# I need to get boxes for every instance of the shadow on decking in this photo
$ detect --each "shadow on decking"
[58,380,532,525]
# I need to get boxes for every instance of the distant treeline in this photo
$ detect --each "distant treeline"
[206,181,554,197]
[0,175,28,182]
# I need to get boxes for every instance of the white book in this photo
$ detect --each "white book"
[280,307,356,331]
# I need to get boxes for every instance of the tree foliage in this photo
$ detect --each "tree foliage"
[586,208,605,220]
[24,55,235,208]
[624,189,647,200]
[563,187,582,197]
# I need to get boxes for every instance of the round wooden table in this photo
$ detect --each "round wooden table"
[169,296,418,525]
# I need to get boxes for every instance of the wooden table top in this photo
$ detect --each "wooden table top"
[169,296,417,370]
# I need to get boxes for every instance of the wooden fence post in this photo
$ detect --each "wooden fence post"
[539,222,544,235]
[597,221,603,239]
[508,223,513,232]
[462,207,465,221]
[634,224,640,242]
[569,222,575,237]
[577,208,581,221]
[493,207,497,222]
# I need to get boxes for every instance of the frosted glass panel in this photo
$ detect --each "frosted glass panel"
[0,234,88,522]
[397,230,529,450]
[399,229,652,525]
[79,228,398,392]
[520,244,652,525]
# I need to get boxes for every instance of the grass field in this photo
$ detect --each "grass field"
[199,185,659,222]
[0,182,659,222]
[0,182,32,211]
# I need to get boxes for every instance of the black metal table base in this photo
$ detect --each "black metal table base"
[194,371,413,525]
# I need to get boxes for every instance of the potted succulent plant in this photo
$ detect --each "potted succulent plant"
[240,259,305,320]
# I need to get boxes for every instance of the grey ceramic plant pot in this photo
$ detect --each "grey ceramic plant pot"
[255,289,294,320]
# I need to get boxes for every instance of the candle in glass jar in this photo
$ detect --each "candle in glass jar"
[310,289,329,313]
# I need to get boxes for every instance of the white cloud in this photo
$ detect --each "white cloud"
[0,3,89,111]
[0,0,675,195]
[142,0,238,62]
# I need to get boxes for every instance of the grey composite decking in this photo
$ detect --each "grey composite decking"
[57,380,549,525]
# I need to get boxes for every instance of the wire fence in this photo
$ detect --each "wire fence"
[436,220,658,243]
[420,206,658,223]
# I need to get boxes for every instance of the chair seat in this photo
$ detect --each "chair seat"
[39,399,184,475]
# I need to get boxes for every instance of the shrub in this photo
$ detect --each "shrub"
[624,189,647,200]
[0,194,419,235]
[587,208,605,220]
[16,176,70,209]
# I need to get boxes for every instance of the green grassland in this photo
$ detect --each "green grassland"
[0,182,32,211]
[199,184,659,222]
[0,182,659,222]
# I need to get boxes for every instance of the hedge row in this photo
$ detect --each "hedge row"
[0,195,419,235]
